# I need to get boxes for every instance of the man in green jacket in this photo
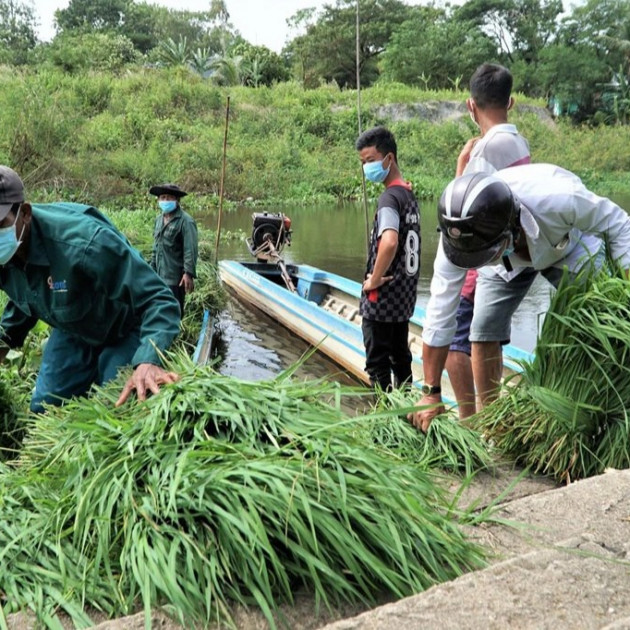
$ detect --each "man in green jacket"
[149,183,198,316]
[0,165,181,413]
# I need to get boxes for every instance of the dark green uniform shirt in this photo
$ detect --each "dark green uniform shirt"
[150,207,198,285]
[0,203,181,366]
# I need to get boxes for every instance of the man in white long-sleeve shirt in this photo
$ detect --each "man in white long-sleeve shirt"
[409,163,630,432]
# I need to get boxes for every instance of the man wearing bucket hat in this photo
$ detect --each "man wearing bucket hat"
[149,183,198,317]
[0,165,182,413]
[409,163,630,432]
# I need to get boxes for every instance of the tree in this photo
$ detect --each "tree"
[0,0,38,65]
[147,5,237,60]
[54,0,237,59]
[55,0,131,32]
[285,0,416,88]
[157,35,190,67]
[540,0,630,121]
[232,42,289,87]
[454,0,562,67]
[189,46,213,76]
[380,8,496,89]
[207,53,242,86]
[43,31,139,73]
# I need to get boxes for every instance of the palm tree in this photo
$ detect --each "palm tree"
[189,47,212,76]
[157,36,189,67]
[208,53,242,85]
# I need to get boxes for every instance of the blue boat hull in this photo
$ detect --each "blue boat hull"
[218,260,533,401]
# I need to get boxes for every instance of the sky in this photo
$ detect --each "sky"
[34,0,330,52]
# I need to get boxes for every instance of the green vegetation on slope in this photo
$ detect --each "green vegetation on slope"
[2,68,630,208]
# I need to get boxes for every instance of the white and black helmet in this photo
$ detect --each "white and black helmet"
[438,172,518,269]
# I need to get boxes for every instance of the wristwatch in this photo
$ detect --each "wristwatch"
[421,384,442,396]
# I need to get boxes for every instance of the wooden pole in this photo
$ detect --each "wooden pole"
[214,95,231,265]
[356,1,370,253]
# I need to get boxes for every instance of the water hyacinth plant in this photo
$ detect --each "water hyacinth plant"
[0,358,486,628]
[473,267,630,482]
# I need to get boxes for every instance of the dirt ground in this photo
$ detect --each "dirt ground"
[11,465,628,630]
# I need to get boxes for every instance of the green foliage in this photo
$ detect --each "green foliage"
[42,31,140,74]
[0,363,486,626]
[380,12,496,89]
[0,376,22,453]
[55,0,132,33]
[1,70,630,205]
[473,268,630,482]
[0,0,37,65]
[454,0,562,68]
[232,42,290,87]
[156,35,189,66]
[286,0,417,88]
[369,389,492,475]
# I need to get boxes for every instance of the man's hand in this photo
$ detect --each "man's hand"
[407,394,445,433]
[362,272,392,293]
[115,362,179,407]
[456,137,480,176]
[179,273,195,293]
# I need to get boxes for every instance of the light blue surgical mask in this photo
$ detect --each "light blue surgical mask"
[0,207,23,266]
[363,157,390,183]
[503,233,515,257]
[159,200,177,213]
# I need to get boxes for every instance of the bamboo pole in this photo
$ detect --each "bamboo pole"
[214,95,231,265]
[356,1,370,254]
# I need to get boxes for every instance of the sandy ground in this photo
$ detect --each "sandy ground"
[11,465,629,630]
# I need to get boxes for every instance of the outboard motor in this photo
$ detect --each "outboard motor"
[246,212,296,292]
[247,212,292,260]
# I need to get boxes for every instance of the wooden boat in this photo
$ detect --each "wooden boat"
[218,260,533,404]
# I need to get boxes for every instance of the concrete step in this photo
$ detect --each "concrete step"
[322,468,630,630]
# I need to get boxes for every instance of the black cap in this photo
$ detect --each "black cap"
[0,166,25,221]
[149,183,187,198]
[438,172,517,269]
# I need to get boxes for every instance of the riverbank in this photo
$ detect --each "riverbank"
[2,69,630,207]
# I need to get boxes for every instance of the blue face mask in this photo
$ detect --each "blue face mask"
[363,157,390,183]
[503,233,515,257]
[0,208,23,266]
[159,200,177,213]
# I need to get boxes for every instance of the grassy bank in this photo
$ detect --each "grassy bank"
[2,66,630,208]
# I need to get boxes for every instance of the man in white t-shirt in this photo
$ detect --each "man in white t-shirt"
[446,63,531,419]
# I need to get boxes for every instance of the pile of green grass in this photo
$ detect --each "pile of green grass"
[473,268,630,482]
[367,389,492,476]
[0,359,486,628]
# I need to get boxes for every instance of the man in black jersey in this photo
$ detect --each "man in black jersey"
[356,126,421,391]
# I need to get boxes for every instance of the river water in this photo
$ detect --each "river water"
[199,193,630,382]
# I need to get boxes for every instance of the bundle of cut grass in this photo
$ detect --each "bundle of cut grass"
[365,389,492,475]
[0,360,486,628]
[473,268,630,482]
[0,378,22,455]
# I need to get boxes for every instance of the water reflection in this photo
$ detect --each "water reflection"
[201,193,628,377]
[217,296,361,385]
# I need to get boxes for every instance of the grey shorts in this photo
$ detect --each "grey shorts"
[470,267,542,344]
[470,249,604,344]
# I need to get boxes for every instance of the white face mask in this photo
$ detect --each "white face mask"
[0,207,24,265]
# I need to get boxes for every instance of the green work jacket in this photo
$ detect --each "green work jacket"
[150,207,198,285]
[0,203,181,366]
